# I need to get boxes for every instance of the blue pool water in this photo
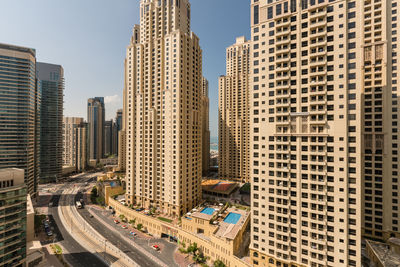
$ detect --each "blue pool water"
[224,213,242,224]
[201,207,215,215]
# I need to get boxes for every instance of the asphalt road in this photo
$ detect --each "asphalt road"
[50,174,108,267]
[76,202,160,267]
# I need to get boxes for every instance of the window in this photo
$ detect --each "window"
[276,4,282,15]
[254,5,259,24]
[268,7,273,19]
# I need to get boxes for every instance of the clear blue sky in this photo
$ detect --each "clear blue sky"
[0,0,250,138]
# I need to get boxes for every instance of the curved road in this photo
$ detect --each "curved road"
[55,173,165,267]
[50,174,108,267]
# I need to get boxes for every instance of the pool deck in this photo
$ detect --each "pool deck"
[214,208,249,240]
[191,206,220,221]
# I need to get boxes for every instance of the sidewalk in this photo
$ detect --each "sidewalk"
[88,206,173,267]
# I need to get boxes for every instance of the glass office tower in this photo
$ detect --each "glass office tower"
[0,43,39,197]
[37,62,64,183]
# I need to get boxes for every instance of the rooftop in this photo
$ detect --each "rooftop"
[0,168,24,185]
[389,237,400,247]
[186,203,250,241]
[202,179,238,195]
[0,43,36,57]
[214,207,249,240]
[190,205,222,221]
[366,239,400,267]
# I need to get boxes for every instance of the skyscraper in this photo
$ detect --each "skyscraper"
[202,77,210,175]
[218,36,251,183]
[245,0,400,265]
[0,43,39,198]
[76,122,89,171]
[104,119,117,156]
[37,62,64,183]
[87,97,105,161]
[0,168,27,266]
[63,117,84,168]
[125,0,203,216]
[115,109,123,156]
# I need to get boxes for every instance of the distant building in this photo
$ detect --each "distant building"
[87,97,105,161]
[118,87,128,171]
[104,120,113,156]
[115,109,123,156]
[63,117,84,168]
[218,37,251,183]
[0,168,27,266]
[0,43,39,197]
[76,122,89,171]
[201,77,210,175]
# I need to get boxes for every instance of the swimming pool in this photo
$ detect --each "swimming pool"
[224,212,241,224]
[201,207,215,215]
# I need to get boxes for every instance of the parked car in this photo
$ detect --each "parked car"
[152,245,160,251]
[121,225,128,229]
[130,231,137,236]
[46,230,53,236]
[114,220,120,224]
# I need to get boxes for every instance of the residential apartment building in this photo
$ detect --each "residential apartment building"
[219,36,251,183]
[37,62,64,183]
[63,117,84,168]
[87,97,105,161]
[361,0,400,242]
[118,79,128,172]
[0,43,39,198]
[202,77,210,175]
[125,0,203,216]
[0,168,27,266]
[245,0,392,266]
[76,122,89,171]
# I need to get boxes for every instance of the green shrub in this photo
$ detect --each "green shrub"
[157,217,173,223]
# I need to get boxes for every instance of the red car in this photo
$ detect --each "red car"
[114,219,120,224]
[121,225,128,229]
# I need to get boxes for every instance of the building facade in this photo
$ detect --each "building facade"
[219,36,251,183]
[0,43,39,198]
[37,62,64,183]
[118,74,128,172]
[0,168,27,266]
[63,117,84,168]
[87,97,105,161]
[245,0,390,266]
[202,77,210,175]
[76,122,89,171]
[125,0,203,216]
[361,0,400,243]
[115,109,123,157]
[104,120,113,156]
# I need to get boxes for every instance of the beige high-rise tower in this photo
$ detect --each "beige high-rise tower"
[125,0,203,217]
[219,36,251,183]
[245,0,400,266]
[202,77,210,175]
[63,117,84,168]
